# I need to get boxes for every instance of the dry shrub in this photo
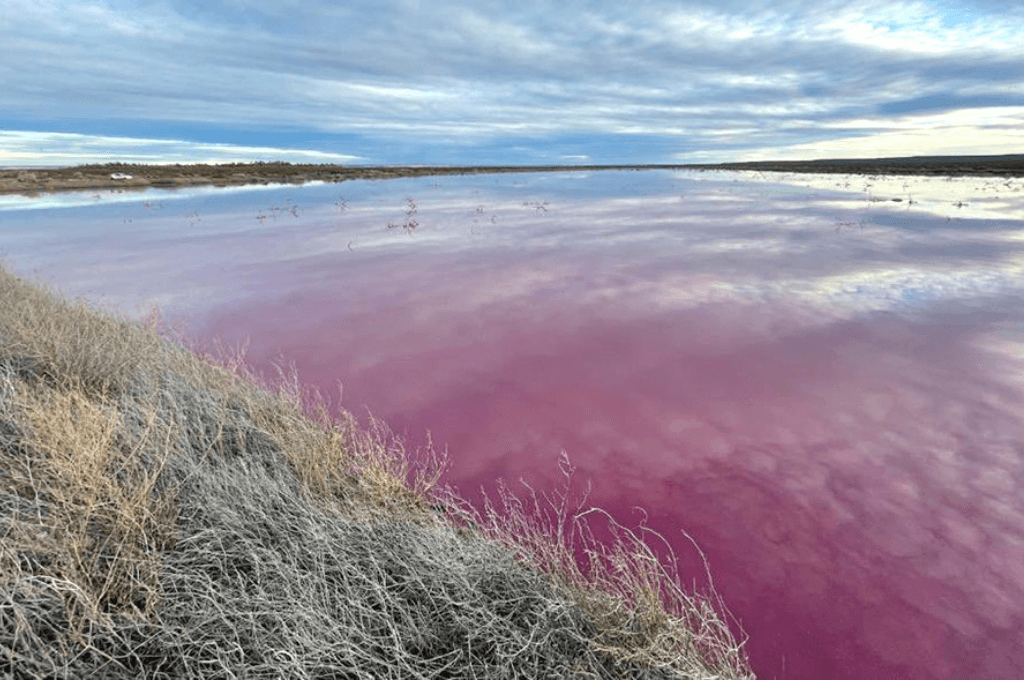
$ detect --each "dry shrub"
[0,370,178,674]
[440,453,752,678]
[0,267,169,396]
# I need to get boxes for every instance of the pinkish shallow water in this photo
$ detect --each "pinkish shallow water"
[4,170,1024,679]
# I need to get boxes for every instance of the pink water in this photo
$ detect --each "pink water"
[5,171,1024,678]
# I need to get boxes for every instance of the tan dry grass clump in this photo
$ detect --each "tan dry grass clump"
[0,262,754,679]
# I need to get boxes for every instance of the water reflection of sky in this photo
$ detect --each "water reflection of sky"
[3,170,1023,680]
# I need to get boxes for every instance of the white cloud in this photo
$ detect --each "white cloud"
[734,106,1024,160]
[818,2,1024,54]
[0,131,363,167]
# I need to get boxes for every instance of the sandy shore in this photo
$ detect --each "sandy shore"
[3,156,1023,195]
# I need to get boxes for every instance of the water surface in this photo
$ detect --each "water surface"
[4,170,1023,679]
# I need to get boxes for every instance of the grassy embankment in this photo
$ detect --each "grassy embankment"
[0,263,753,679]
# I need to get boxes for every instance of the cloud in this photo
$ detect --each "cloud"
[0,131,363,167]
[2,0,1024,164]
[878,92,1024,116]
[730,107,1024,161]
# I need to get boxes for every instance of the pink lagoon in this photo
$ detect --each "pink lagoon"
[4,169,1023,679]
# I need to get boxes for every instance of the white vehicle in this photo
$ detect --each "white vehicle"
[110,172,133,180]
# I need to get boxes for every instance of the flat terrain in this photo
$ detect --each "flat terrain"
[0,162,647,195]
[2,154,1024,195]
[697,154,1024,177]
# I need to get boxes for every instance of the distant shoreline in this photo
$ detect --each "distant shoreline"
[3,154,1023,195]
[692,154,1024,178]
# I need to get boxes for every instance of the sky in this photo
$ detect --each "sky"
[2,0,1023,167]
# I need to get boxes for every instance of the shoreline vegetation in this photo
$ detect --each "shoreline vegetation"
[0,263,754,678]
[2,153,1024,195]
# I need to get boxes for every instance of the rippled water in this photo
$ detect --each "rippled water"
[4,170,1023,679]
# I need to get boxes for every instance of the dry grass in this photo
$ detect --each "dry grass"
[0,262,754,679]
[441,460,750,678]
